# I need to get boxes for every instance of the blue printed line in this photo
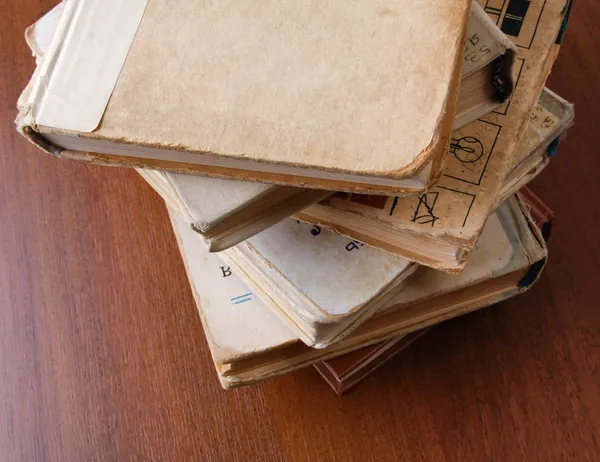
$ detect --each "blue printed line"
[233,298,252,305]
[231,293,252,301]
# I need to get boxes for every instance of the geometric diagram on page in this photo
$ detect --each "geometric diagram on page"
[493,57,525,116]
[410,192,440,226]
[391,186,476,228]
[444,119,502,186]
[479,0,547,50]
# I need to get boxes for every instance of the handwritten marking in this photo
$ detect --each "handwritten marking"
[231,293,253,305]
[464,32,493,64]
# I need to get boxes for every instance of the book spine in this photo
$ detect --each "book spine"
[517,257,547,290]
[15,0,80,155]
[517,187,554,242]
[555,0,573,44]
[514,192,548,290]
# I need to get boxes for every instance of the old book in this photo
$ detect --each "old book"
[171,195,547,388]
[220,221,417,348]
[24,2,517,251]
[133,1,517,247]
[314,329,430,395]
[17,0,523,195]
[499,89,573,201]
[295,0,570,271]
[137,172,332,251]
[517,188,554,241]
[296,88,571,272]
[315,185,555,395]
[23,3,334,251]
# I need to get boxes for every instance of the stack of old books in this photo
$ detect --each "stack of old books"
[19,0,573,393]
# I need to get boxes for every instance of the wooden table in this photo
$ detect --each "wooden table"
[1,1,599,460]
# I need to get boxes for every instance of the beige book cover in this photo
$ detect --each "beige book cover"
[221,220,417,348]
[23,2,333,251]
[138,171,332,251]
[17,0,477,195]
[129,1,518,248]
[171,196,547,388]
[23,3,517,253]
[296,0,571,272]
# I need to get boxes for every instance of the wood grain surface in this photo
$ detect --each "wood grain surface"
[1,1,599,460]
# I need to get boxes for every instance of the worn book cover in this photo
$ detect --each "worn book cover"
[171,196,546,388]
[297,86,571,273]
[314,185,555,395]
[220,220,417,348]
[17,0,473,195]
[498,88,573,202]
[296,0,569,271]
[24,2,518,252]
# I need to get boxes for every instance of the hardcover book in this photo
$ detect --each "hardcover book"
[171,196,547,388]
[18,0,492,195]
[314,185,554,395]
[296,88,571,272]
[295,0,570,272]
[516,187,554,241]
[314,330,430,395]
[139,1,518,248]
[24,1,517,250]
[220,221,417,348]
[498,89,573,201]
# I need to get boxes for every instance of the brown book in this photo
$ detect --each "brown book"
[517,187,554,241]
[314,330,430,395]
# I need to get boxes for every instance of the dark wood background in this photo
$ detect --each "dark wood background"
[1,1,599,460]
